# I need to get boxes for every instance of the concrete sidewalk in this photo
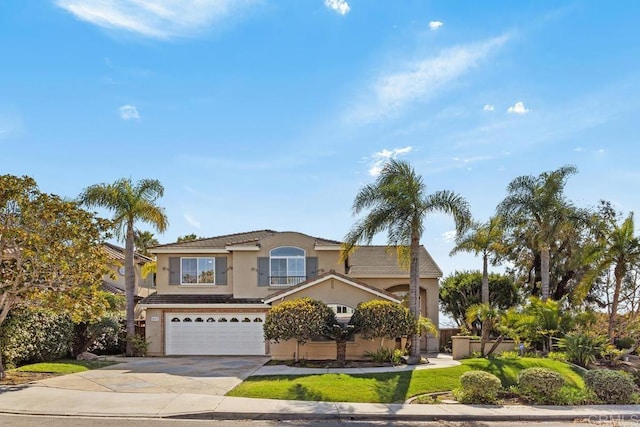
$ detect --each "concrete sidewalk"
[0,385,639,422]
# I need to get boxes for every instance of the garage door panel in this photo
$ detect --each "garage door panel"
[165,313,265,356]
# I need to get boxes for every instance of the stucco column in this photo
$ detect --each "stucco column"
[451,336,471,360]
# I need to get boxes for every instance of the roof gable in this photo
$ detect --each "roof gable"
[263,270,401,304]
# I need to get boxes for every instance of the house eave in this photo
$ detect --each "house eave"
[314,245,342,251]
[263,273,401,304]
[139,303,270,309]
[225,245,260,251]
[150,248,230,254]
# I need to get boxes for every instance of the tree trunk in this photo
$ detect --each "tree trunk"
[295,341,300,363]
[608,267,624,344]
[336,341,346,364]
[480,320,488,357]
[125,222,136,357]
[540,245,550,301]
[481,253,489,305]
[407,232,422,365]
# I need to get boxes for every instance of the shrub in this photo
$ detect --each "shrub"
[560,332,606,367]
[499,350,520,360]
[615,337,635,350]
[547,351,568,362]
[0,308,73,367]
[584,369,636,404]
[517,367,565,403]
[455,370,502,404]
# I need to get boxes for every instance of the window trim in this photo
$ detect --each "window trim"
[180,256,216,285]
[269,246,306,285]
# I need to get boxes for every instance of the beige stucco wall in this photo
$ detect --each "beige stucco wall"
[451,336,518,360]
[145,308,164,356]
[155,252,235,295]
[270,336,399,360]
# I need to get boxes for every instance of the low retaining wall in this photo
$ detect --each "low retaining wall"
[451,336,517,360]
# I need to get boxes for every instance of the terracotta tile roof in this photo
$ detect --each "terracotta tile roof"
[347,245,442,278]
[102,242,154,264]
[139,294,264,305]
[149,229,342,250]
[265,270,401,303]
[100,281,125,295]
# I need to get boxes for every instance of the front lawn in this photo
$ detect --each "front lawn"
[227,357,585,403]
[1,359,118,385]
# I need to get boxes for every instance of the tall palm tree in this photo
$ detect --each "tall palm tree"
[497,165,577,300]
[80,178,168,356]
[134,230,159,257]
[343,159,470,364]
[450,216,504,305]
[580,212,640,342]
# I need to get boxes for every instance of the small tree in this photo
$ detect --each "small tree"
[350,300,417,349]
[263,298,335,362]
[1,175,111,377]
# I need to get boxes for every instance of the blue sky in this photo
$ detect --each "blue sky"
[2,0,639,283]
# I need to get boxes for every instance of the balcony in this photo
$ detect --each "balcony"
[269,276,307,287]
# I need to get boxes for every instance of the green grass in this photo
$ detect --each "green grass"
[14,359,117,374]
[227,357,585,403]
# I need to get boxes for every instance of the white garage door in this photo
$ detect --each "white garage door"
[165,313,266,356]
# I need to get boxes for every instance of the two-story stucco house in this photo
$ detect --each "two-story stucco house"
[141,230,442,359]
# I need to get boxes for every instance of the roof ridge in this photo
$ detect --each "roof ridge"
[150,229,277,248]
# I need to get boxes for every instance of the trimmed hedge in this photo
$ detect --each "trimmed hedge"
[0,308,73,367]
[456,370,502,404]
[517,367,565,403]
[584,369,636,404]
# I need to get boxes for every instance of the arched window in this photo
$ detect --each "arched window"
[270,246,305,286]
[206,317,215,322]
[171,317,180,322]
[253,318,263,323]
[230,317,239,322]
[195,317,204,322]
[242,317,251,322]
[219,317,227,322]
[183,317,192,322]
[327,304,355,319]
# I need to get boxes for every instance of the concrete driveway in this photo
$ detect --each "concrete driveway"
[34,356,270,396]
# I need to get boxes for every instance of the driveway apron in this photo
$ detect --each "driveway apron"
[34,356,270,396]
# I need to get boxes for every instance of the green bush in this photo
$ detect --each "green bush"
[517,367,565,403]
[615,337,635,350]
[584,369,636,404]
[560,332,606,367]
[547,351,567,362]
[0,308,73,367]
[456,370,502,404]
[87,313,126,355]
[364,347,404,365]
[498,350,520,360]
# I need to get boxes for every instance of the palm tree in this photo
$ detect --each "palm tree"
[579,212,640,342]
[134,230,159,257]
[497,165,577,300]
[343,159,470,364]
[450,216,504,305]
[80,178,168,356]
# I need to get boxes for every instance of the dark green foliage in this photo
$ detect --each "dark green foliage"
[0,308,73,367]
[439,271,520,327]
[584,369,636,404]
[456,370,502,403]
[350,300,416,342]
[560,332,607,368]
[264,298,336,344]
[517,367,565,403]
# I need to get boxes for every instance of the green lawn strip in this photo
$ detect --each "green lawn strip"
[14,359,118,374]
[227,358,584,403]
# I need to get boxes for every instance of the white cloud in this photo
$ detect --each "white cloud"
[351,34,509,122]
[507,101,530,115]
[483,104,495,112]
[119,105,140,121]
[442,230,456,243]
[369,146,412,176]
[184,213,201,229]
[429,21,443,31]
[55,0,251,39]
[324,0,350,15]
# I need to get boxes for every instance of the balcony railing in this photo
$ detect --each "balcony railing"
[269,276,307,287]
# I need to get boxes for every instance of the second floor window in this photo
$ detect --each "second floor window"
[270,246,305,285]
[181,257,215,284]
